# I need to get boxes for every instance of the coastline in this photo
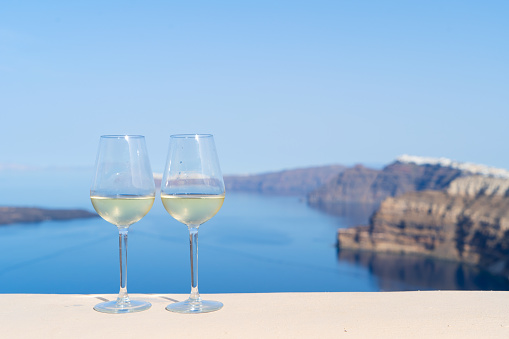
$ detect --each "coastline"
[0,206,98,225]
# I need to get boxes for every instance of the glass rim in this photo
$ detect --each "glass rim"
[170,134,213,139]
[100,135,145,139]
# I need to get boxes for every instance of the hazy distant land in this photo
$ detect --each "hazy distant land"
[224,164,346,196]
[0,207,98,225]
[224,156,509,278]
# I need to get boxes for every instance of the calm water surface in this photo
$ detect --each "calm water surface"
[0,169,507,293]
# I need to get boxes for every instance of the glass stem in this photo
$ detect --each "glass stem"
[188,226,201,303]
[117,227,130,305]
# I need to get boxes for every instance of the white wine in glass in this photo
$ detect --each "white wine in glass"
[161,134,225,314]
[161,194,224,226]
[90,135,155,314]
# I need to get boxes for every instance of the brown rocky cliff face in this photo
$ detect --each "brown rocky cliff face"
[307,162,462,208]
[337,176,509,275]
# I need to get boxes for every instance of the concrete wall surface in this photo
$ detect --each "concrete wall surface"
[0,292,508,338]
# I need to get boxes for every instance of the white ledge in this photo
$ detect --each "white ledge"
[1,292,509,338]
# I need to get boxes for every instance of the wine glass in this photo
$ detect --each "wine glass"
[90,135,155,314]
[161,134,225,313]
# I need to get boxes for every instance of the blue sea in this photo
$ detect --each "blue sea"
[0,168,508,294]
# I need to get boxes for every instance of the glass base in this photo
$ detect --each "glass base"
[94,299,152,314]
[166,299,223,314]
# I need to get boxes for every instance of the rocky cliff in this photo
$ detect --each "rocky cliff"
[307,161,463,207]
[337,175,509,276]
[224,165,346,196]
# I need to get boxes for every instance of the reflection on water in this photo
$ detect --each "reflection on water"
[337,249,509,291]
[309,202,379,227]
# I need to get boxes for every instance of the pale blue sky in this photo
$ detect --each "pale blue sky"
[1,1,508,174]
